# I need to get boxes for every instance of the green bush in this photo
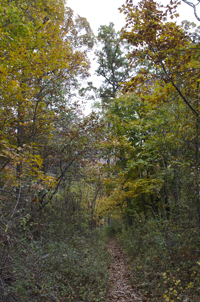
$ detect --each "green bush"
[2,203,110,302]
[117,218,200,301]
[103,220,123,237]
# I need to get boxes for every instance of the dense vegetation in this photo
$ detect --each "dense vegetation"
[1,0,200,301]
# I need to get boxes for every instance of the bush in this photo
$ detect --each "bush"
[117,218,200,301]
[1,202,110,302]
[103,220,123,237]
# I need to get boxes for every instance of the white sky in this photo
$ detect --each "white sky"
[66,0,198,113]
[67,0,197,35]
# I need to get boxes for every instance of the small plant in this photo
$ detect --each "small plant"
[117,218,200,301]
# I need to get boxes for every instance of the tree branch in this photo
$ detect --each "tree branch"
[181,0,200,21]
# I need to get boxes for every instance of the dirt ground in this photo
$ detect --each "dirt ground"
[106,238,142,302]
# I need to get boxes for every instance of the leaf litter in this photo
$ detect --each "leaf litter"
[106,238,142,302]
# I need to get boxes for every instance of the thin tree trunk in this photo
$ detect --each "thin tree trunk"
[195,82,200,225]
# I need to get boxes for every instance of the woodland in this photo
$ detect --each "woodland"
[1,0,200,301]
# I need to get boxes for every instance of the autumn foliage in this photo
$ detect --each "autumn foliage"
[1,0,200,300]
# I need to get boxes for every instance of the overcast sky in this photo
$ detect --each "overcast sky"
[66,0,198,113]
[67,0,197,35]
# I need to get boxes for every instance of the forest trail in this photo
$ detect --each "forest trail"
[106,238,142,302]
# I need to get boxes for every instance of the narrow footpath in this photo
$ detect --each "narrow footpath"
[106,238,142,302]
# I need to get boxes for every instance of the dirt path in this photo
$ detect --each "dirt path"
[106,238,142,302]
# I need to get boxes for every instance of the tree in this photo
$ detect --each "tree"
[120,0,199,115]
[95,22,130,107]
[99,87,196,223]
[0,0,96,213]
[119,0,200,224]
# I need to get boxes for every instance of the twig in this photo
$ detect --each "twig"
[0,189,17,196]
[0,277,5,291]
[11,181,21,218]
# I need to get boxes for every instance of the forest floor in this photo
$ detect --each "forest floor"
[106,238,142,302]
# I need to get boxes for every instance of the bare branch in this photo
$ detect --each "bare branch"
[181,0,200,21]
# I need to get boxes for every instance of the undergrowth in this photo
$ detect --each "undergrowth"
[115,218,200,302]
[1,205,109,301]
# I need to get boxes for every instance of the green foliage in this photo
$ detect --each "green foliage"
[95,22,130,107]
[117,218,200,301]
[2,0,200,300]
[1,201,109,302]
[103,220,123,237]
[99,91,197,222]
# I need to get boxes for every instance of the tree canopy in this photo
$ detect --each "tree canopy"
[2,0,200,301]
